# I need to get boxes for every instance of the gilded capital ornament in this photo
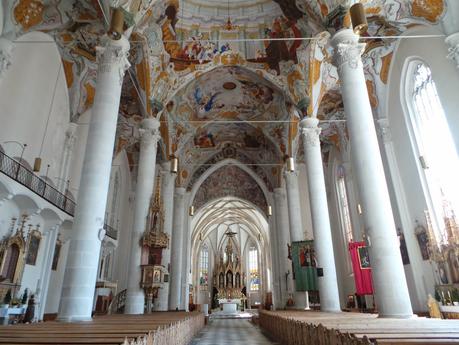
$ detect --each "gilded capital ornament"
[331,29,365,71]
[300,117,321,147]
[96,36,130,85]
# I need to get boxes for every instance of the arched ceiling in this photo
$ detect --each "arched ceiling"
[1,0,448,184]
[193,165,268,213]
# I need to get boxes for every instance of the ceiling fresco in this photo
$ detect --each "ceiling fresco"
[0,0,449,192]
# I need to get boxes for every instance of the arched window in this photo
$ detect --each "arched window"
[199,245,209,290]
[336,165,353,244]
[249,246,259,291]
[404,61,459,245]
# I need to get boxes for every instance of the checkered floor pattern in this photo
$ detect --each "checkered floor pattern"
[190,319,278,345]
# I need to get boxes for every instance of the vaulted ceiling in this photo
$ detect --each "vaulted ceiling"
[1,0,448,196]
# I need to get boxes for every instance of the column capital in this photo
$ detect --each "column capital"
[96,35,130,85]
[299,117,322,147]
[0,37,14,80]
[331,29,366,71]
[283,169,299,183]
[139,117,161,147]
[446,32,459,68]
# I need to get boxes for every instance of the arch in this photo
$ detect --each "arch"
[189,158,271,213]
[11,194,40,214]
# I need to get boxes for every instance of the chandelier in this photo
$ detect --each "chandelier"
[222,0,238,31]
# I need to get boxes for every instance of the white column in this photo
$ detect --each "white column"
[331,29,413,318]
[125,117,161,314]
[268,214,281,310]
[36,225,59,320]
[273,187,292,308]
[169,187,186,310]
[57,35,130,322]
[181,202,191,311]
[154,162,176,311]
[300,117,341,312]
[284,170,306,308]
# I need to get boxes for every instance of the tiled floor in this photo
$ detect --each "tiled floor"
[190,319,278,345]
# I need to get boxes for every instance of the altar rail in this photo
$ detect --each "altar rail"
[0,311,204,345]
[259,310,459,345]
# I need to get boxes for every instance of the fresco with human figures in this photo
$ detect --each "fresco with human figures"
[193,165,268,214]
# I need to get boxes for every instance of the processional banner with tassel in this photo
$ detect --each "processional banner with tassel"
[291,241,317,291]
[348,241,374,295]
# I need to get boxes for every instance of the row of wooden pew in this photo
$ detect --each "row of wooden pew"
[0,312,204,345]
[259,310,459,345]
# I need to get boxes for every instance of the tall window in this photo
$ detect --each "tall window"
[199,245,209,290]
[336,165,353,244]
[249,246,259,291]
[407,62,459,244]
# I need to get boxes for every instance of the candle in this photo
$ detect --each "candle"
[448,291,452,302]
[441,291,446,303]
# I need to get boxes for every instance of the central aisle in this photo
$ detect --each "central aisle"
[190,319,278,345]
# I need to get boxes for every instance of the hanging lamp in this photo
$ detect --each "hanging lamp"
[350,3,368,35]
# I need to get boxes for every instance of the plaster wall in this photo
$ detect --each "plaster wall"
[383,26,459,312]
[0,31,70,188]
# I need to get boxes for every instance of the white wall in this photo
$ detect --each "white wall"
[0,31,70,186]
[383,26,459,312]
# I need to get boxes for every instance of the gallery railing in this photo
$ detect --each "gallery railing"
[0,150,118,240]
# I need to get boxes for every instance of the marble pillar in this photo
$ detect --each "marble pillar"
[273,187,293,308]
[125,117,161,314]
[154,162,176,311]
[169,187,186,310]
[331,29,413,318]
[284,170,306,308]
[57,35,130,322]
[300,117,341,312]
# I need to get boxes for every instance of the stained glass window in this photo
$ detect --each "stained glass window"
[200,245,209,290]
[249,246,259,291]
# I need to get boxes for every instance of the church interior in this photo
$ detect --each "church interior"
[0,0,459,344]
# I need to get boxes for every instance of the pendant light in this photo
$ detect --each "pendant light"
[189,205,195,216]
[108,8,124,40]
[286,157,295,172]
[350,3,368,35]
[171,156,178,174]
[267,205,272,217]
[34,64,61,172]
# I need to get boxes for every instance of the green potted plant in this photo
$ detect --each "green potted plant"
[452,288,459,306]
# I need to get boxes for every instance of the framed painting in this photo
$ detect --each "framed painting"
[26,230,41,265]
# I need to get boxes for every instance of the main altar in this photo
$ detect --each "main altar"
[212,237,246,311]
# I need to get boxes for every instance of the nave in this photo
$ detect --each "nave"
[190,317,277,345]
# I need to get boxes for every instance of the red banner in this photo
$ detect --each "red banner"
[348,241,374,295]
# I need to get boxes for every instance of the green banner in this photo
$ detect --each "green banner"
[291,241,318,291]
